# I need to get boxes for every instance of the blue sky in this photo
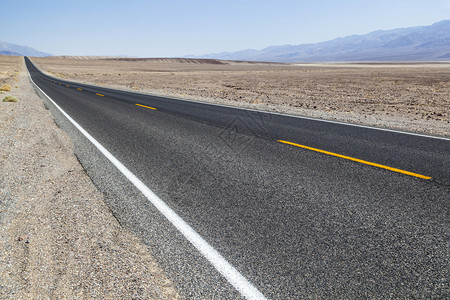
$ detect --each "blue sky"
[2,0,450,57]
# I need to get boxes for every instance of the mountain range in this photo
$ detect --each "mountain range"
[3,20,449,62]
[192,20,450,62]
[0,41,51,57]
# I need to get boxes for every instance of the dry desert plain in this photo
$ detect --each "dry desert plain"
[32,56,450,137]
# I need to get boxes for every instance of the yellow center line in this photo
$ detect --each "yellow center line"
[277,139,432,180]
[96,93,105,96]
[66,85,70,87]
[135,103,157,110]
[77,88,83,90]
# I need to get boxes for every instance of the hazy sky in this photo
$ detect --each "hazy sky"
[2,0,450,57]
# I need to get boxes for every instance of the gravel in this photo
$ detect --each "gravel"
[0,56,180,299]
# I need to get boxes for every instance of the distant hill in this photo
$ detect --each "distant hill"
[0,50,22,56]
[193,20,450,62]
[0,41,51,57]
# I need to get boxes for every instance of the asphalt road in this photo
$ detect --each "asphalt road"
[26,57,449,299]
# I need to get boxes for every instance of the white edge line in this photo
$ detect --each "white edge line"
[27,64,267,300]
[28,58,450,142]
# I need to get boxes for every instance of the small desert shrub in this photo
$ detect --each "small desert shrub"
[3,96,17,102]
[0,84,11,92]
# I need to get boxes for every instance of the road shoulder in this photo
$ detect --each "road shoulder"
[0,57,179,299]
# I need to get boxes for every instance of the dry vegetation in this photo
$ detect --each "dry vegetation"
[3,95,17,102]
[32,56,450,136]
[0,84,12,92]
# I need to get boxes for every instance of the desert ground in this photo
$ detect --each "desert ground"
[32,56,450,137]
[0,56,20,88]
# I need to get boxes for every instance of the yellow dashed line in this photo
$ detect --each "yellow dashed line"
[77,88,83,90]
[277,139,432,180]
[135,104,157,110]
[96,93,105,96]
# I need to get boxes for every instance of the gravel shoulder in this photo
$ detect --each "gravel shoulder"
[32,56,450,137]
[0,56,179,298]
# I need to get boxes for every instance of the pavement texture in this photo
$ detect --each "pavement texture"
[26,57,450,299]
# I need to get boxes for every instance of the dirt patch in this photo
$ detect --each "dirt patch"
[0,56,179,299]
[32,56,450,137]
[0,55,20,87]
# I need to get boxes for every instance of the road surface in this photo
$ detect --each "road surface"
[26,57,449,299]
